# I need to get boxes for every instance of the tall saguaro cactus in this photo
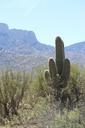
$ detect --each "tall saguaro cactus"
[55,37,65,75]
[44,36,70,103]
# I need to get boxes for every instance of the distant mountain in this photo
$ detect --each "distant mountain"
[0,23,85,71]
[65,41,85,65]
[0,23,53,55]
[0,23,54,71]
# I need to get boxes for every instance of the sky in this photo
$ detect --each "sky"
[0,0,85,46]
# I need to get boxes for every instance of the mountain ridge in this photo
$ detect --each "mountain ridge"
[0,23,85,70]
[0,23,54,70]
[65,41,85,65]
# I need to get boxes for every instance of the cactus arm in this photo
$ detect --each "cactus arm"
[44,70,50,82]
[49,58,58,79]
[61,59,70,81]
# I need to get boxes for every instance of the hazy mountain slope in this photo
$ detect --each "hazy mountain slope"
[0,23,54,55]
[0,23,54,70]
[65,41,85,64]
[0,23,85,70]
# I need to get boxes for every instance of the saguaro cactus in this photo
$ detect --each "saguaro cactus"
[44,36,70,105]
[55,37,65,75]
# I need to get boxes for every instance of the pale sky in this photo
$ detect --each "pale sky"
[0,0,85,46]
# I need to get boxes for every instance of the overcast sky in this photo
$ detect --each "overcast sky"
[0,0,85,46]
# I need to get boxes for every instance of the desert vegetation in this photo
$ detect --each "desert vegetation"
[0,37,84,128]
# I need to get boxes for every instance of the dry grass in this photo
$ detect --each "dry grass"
[0,67,84,128]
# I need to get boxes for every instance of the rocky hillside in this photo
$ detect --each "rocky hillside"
[0,23,85,70]
[65,41,85,65]
[0,23,54,70]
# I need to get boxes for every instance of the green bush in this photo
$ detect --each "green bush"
[0,70,29,119]
[53,109,85,128]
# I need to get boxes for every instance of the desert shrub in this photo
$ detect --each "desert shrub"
[53,108,85,128]
[0,70,29,119]
[67,64,85,109]
[26,68,54,109]
[29,69,47,95]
